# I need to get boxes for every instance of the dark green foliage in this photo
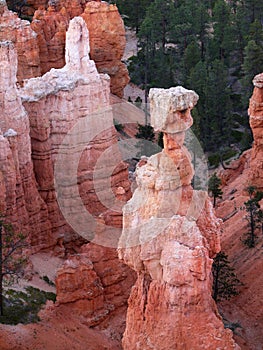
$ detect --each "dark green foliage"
[212,252,242,302]
[0,216,27,316]
[41,275,55,287]
[135,123,155,141]
[241,40,263,105]
[135,123,160,157]
[114,0,153,33]
[113,119,124,132]
[208,173,223,207]
[119,0,263,152]
[0,287,56,325]
[157,132,164,149]
[241,186,263,248]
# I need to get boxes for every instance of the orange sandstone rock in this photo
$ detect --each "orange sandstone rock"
[30,0,129,97]
[0,1,41,83]
[118,86,239,350]
[248,73,263,190]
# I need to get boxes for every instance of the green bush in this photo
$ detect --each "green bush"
[0,287,56,325]
[113,119,124,132]
[208,153,220,168]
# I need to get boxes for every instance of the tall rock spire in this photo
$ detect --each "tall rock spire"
[118,86,240,349]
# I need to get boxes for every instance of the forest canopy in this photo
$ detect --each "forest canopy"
[114,0,263,153]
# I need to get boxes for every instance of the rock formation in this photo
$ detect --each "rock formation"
[214,74,263,349]
[29,0,129,97]
[56,242,136,327]
[0,40,54,249]
[118,86,239,349]
[248,73,263,190]
[0,0,41,83]
[0,16,135,347]
[18,16,130,251]
[30,3,69,74]
[81,1,129,97]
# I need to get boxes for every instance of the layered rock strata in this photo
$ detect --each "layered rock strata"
[56,242,136,327]
[248,73,263,190]
[30,0,129,97]
[0,1,41,83]
[118,87,239,349]
[0,40,53,249]
[19,16,130,251]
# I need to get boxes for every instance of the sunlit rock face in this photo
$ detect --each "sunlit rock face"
[0,40,53,250]
[248,73,263,190]
[0,0,41,83]
[118,87,240,350]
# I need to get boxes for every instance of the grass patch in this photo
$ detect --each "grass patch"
[0,286,56,325]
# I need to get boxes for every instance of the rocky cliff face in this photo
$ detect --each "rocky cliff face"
[0,1,41,83]
[29,0,129,97]
[248,73,263,190]
[118,87,239,349]
[215,74,263,349]
[81,1,129,97]
[18,16,130,252]
[56,242,136,328]
[0,40,54,249]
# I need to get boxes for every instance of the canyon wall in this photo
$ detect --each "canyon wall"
[215,74,263,349]
[0,1,41,83]
[118,87,239,349]
[0,15,131,252]
[0,16,135,339]
[19,16,130,251]
[30,0,129,97]
[248,73,263,190]
[0,40,53,249]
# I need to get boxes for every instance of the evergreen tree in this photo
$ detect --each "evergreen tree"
[212,252,241,302]
[242,40,263,105]
[183,41,201,83]
[208,173,223,207]
[0,216,27,316]
[114,0,153,33]
[242,186,263,248]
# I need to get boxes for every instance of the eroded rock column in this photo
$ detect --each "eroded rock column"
[118,87,240,350]
[248,73,263,190]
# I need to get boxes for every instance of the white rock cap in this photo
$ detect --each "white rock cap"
[149,86,199,133]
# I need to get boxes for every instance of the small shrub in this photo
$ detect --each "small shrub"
[41,275,55,287]
[0,287,56,325]
[113,119,124,132]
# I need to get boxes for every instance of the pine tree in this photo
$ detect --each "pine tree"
[212,252,241,302]
[242,186,263,248]
[0,216,27,316]
[208,173,223,207]
[242,40,263,105]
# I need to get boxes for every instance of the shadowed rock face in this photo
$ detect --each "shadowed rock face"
[118,87,240,350]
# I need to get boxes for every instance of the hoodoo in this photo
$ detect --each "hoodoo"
[118,86,240,349]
